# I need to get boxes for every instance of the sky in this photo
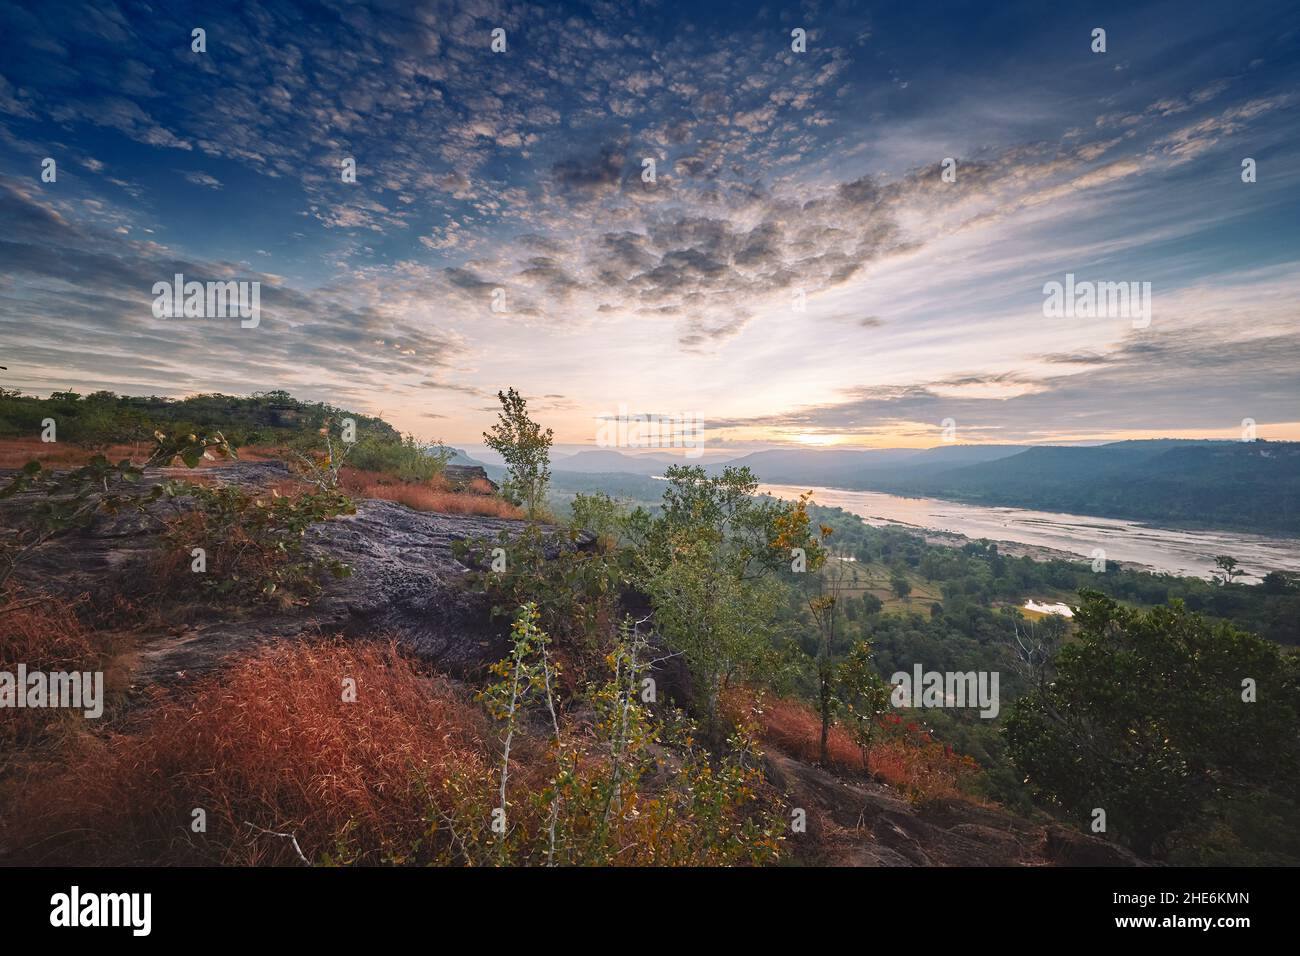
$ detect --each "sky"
[1,0,1298,457]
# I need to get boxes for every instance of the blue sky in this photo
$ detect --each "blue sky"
[1,0,1297,452]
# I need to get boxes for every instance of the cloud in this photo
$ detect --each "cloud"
[183,170,222,189]
[1,0,1296,444]
[0,175,467,412]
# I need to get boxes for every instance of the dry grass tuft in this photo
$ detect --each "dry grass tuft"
[340,467,522,518]
[0,592,130,757]
[6,639,492,865]
[724,688,865,772]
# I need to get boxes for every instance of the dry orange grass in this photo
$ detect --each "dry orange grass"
[724,688,980,802]
[0,593,130,752]
[217,444,283,462]
[340,467,522,519]
[865,733,981,803]
[0,593,100,671]
[724,688,865,772]
[0,437,144,469]
[7,639,494,865]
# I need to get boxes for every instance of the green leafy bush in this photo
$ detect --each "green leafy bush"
[430,604,785,866]
[159,482,355,604]
[346,434,449,483]
[1005,590,1300,858]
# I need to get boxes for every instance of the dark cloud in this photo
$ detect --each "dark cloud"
[551,140,627,197]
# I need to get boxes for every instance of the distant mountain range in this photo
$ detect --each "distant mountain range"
[711,444,1031,484]
[525,440,1300,534]
[552,449,686,474]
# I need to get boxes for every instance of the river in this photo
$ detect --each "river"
[757,483,1300,582]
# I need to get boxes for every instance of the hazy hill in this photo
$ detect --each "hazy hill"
[709,445,1029,485]
[443,446,490,468]
[552,449,681,474]
[884,440,1300,533]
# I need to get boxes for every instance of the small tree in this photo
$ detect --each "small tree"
[838,638,893,769]
[483,388,553,520]
[641,529,780,739]
[890,575,912,602]
[1213,555,1244,586]
[635,472,822,740]
[803,532,848,768]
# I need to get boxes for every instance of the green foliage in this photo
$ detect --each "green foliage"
[0,430,234,589]
[347,433,449,482]
[0,389,400,449]
[432,605,784,866]
[640,528,783,736]
[283,418,447,491]
[482,387,552,519]
[455,524,624,665]
[623,470,826,736]
[1005,590,1300,857]
[837,639,893,765]
[638,465,816,578]
[160,481,355,603]
[568,491,627,544]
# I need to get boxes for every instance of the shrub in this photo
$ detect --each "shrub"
[455,524,623,674]
[568,491,626,546]
[345,434,448,484]
[440,606,785,866]
[157,482,354,604]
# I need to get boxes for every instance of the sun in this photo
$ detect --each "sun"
[793,433,842,446]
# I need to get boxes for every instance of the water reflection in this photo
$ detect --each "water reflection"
[758,483,1300,582]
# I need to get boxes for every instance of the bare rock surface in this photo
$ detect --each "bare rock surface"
[764,751,1145,867]
[2,460,582,686]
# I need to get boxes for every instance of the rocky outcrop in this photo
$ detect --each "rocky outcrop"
[764,752,1145,867]
[443,463,497,492]
[2,460,582,688]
